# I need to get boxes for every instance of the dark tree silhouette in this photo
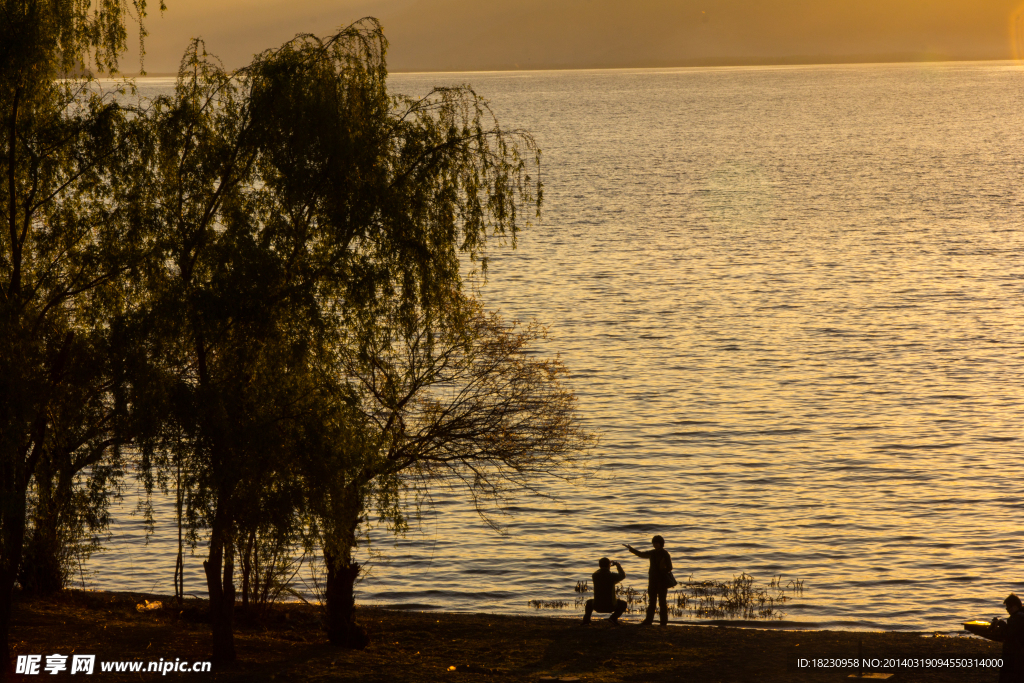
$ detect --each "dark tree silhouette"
[135,19,557,661]
[306,291,593,647]
[0,0,160,674]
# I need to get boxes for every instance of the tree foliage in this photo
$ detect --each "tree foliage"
[2,6,590,669]
[1,0,161,675]
[131,19,559,661]
[1,0,162,78]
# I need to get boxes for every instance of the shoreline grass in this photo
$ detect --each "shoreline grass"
[554,573,805,622]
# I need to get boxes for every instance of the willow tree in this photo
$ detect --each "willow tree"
[305,288,593,647]
[0,0,159,674]
[137,41,304,664]
[244,25,587,651]
[136,18,551,661]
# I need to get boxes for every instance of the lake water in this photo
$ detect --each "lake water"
[89,62,1024,631]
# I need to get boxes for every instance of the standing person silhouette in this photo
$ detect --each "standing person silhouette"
[624,535,673,626]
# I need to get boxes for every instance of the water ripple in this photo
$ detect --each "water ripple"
[86,63,1024,632]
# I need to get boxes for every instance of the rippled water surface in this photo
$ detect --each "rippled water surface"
[89,63,1024,631]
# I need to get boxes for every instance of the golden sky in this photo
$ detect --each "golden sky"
[126,0,1024,73]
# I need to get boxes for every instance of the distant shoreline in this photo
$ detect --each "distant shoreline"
[117,57,1024,79]
[11,588,1003,682]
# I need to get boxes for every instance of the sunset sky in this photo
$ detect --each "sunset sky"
[127,0,1024,73]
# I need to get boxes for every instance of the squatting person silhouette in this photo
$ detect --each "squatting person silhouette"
[582,557,627,625]
[624,535,673,626]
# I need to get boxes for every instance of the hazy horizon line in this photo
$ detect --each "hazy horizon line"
[118,54,1024,78]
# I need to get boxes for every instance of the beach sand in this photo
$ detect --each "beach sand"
[8,590,1004,681]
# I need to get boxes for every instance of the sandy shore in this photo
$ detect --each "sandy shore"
[8,590,1005,681]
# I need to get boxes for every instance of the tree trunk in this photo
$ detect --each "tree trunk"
[174,458,184,607]
[323,548,368,649]
[0,567,14,683]
[203,508,236,663]
[18,527,62,595]
[239,530,254,611]
[0,566,16,683]
[0,479,28,681]
[18,463,62,595]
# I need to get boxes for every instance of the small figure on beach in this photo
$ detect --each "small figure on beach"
[624,535,674,626]
[990,593,1024,682]
[582,557,627,625]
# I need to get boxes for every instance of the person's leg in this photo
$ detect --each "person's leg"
[611,599,627,624]
[658,587,669,625]
[642,581,655,624]
[583,599,594,624]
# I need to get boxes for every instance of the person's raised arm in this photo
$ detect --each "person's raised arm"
[623,543,652,558]
[613,561,625,581]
